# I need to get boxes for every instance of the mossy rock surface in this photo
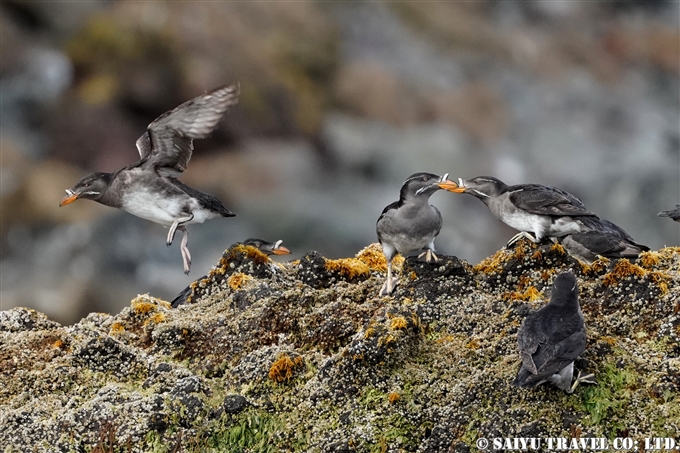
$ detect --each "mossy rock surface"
[1,242,679,452]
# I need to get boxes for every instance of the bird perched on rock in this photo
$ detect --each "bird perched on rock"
[376,172,458,296]
[560,216,649,264]
[60,85,240,274]
[658,204,680,222]
[512,272,595,393]
[171,238,291,308]
[445,176,597,246]
[242,238,291,256]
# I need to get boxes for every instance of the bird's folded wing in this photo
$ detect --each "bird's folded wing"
[509,185,595,217]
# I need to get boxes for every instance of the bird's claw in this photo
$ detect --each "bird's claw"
[417,249,439,263]
[570,371,596,392]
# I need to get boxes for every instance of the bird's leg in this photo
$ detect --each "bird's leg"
[417,248,439,263]
[379,260,395,296]
[179,225,192,275]
[506,231,538,248]
[569,370,597,393]
[167,214,194,246]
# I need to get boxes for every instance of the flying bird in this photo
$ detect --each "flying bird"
[560,216,649,264]
[512,272,595,393]
[658,204,680,222]
[60,85,240,274]
[376,172,458,296]
[445,176,597,246]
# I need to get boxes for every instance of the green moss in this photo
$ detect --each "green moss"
[577,362,638,429]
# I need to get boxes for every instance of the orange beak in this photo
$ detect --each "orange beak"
[59,192,79,207]
[437,179,462,192]
[272,246,291,255]
[439,177,466,193]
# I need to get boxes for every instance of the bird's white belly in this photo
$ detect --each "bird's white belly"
[501,211,547,234]
[121,190,211,227]
[501,211,580,239]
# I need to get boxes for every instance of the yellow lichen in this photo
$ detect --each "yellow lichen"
[149,312,166,324]
[364,327,375,339]
[355,243,405,273]
[550,243,566,255]
[268,354,303,383]
[378,334,396,347]
[229,244,270,265]
[324,257,370,279]
[110,322,125,334]
[602,260,647,286]
[466,339,480,349]
[53,339,64,349]
[228,272,252,290]
[131,295,162,314]
[502,286,542,302]
[388,392,401,404]
[649,271,670,296]
[435,335,455,344]
[531,250,543,260]
[600,336,617,346]
[638,251,661,269]
[389,316,408,330]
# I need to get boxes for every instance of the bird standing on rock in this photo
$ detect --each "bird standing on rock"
[376,172,458,296]
[658,204,680,222]
[512,272,595,393]
[59,85,240,274]
[445,176,598,247]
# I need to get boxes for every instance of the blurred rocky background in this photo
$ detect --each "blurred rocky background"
[1,0,678,325]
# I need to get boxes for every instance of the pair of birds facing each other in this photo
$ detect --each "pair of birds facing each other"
[376,173,650,296]
[60,85,240,274]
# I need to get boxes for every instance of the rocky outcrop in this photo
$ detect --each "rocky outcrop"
[1,242,679,452]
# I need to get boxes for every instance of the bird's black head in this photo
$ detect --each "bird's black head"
[399,172,458,201]
[549,271,579,307]
[448,176,508,201]
[59,172,112,206]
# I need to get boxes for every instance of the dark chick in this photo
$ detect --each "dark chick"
[60,85,240,274]
[376,172,458,296]
[512,272,595,393]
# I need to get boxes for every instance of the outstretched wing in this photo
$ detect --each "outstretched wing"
[136,84,240,176]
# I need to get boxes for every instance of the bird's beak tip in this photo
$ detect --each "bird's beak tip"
[59,192,78,207]
[437,179,464,193]
[272,246,291,255]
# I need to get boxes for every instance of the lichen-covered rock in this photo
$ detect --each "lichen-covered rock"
[1,242,679,452]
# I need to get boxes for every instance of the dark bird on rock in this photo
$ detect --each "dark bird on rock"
[658,204,680,222]
[171,238,291,308]
[512,272,595,393]
[376,172,458,296]
[242,238,291,256]
[445,176,598,246]
[60,85,240,274]
[560,216,649,264]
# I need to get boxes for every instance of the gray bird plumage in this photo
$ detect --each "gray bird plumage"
[560,216,649,264]
[658,204,680,222]
[447,176,597,246]
[512,272,595,393]
[60,85,240,274]
[376,172,458,296]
